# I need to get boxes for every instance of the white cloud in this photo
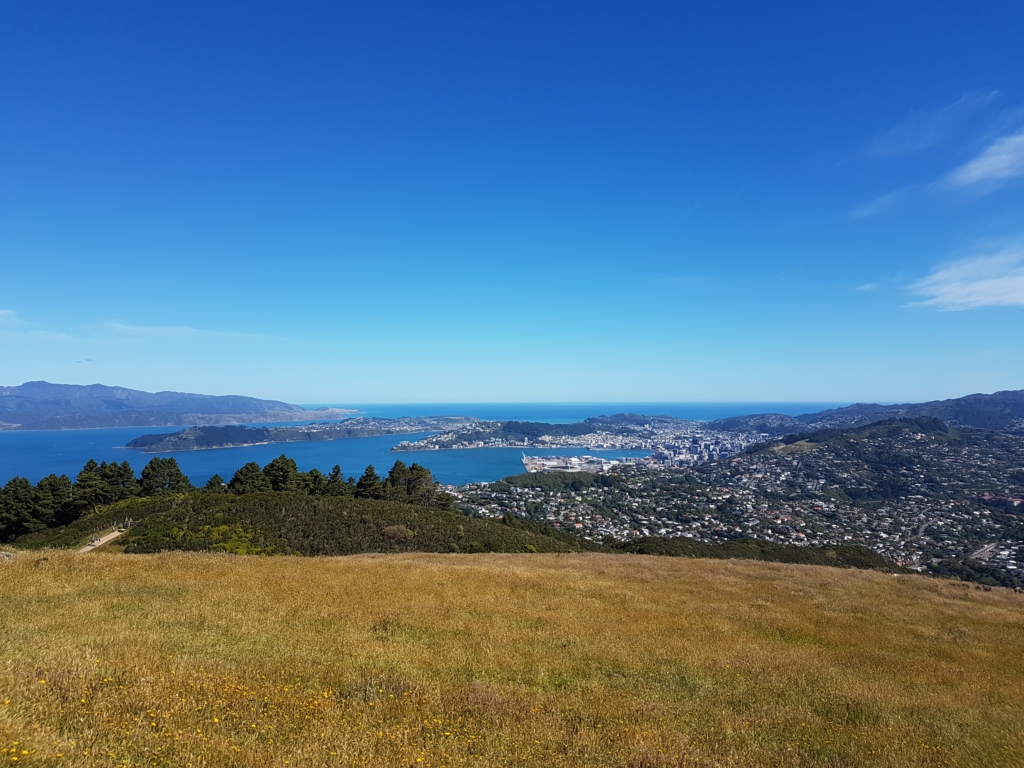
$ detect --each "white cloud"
[0,313,283,345]
[866,91,997,158]
[0,309,74,341]
[856,283,877,291]
[911,245,1024,310]
[854,127,1024,216]
[945,130,1024,188]
[91,321,283,343]
[850,186,918,218]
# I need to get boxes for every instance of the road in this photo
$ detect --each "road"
[78,529,127,553]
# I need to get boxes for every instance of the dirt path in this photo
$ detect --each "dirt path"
[78,529,127,553]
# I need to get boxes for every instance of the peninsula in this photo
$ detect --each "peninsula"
[125,416,479,452]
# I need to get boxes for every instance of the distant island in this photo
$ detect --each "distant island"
[125,416,480,452]
[0,381,355,430]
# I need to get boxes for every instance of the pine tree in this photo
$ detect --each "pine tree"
[408,463,439,506]
[36,474,74,525]
[304,468,329,495]
[100,461,139,502]
[325,465,349,496]
[355,465,384,499]
[140,457,192,495]
[74,458,110,513]
[0,477,49,541]
[229,462,271,494]
[385,460,411,499]
[204,474,228,493]
[262,455,299,492]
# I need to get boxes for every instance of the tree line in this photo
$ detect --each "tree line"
[0,455,451,542]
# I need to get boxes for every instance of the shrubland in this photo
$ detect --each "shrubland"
[115,492,597,556]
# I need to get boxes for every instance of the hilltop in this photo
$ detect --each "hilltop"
[1,551,1022,767]
[709,388,1024,436]
[0,381,353,430]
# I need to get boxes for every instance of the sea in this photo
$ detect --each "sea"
[0,402,845,487]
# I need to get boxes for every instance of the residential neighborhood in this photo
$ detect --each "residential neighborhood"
[452,420,1024,588]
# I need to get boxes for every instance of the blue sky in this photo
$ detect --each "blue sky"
[2,1,1023,404]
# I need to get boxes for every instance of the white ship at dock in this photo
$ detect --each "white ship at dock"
[521,453,619,474]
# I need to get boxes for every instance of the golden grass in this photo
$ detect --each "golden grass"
[1,551,1022,767]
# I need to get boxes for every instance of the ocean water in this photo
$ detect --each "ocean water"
[0,402,845,486]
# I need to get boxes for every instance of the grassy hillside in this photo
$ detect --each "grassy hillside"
[1,552,1022,767]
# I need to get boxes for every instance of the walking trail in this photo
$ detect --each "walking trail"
[78,529,126,554]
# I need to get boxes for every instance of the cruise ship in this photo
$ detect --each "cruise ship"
[521,454,619,474]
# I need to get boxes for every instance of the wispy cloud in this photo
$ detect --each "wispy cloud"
[854,126,1024,217]
[850,186,920,218]
[944,130,1024,188]
[855,283,877,291]
[0,313,284,345]
[865,91,998,158]
[0,309,77,342]
[93,321,280,343]
[911,244,1024,310]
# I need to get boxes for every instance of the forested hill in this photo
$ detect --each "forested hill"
[0,381,352,430]
[709,389,1024,436]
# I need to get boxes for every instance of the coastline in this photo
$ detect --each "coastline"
[128,430,445,454]
[390,444,635,453]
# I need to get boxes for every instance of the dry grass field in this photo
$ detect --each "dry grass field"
[1,551,1022,767]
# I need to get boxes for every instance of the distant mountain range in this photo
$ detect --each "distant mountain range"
[4,381,1024,436]
[0,381,354,430]
[709,389,1024,436]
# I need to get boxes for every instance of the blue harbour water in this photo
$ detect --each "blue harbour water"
[0,403,845,487]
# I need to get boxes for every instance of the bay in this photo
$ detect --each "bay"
[0,402,845,486]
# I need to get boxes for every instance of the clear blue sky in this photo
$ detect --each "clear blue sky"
[2,1,1023,404]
